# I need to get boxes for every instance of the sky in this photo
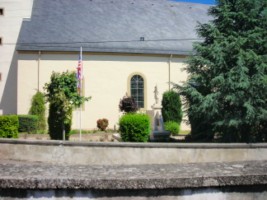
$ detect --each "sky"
[174,0,216,5]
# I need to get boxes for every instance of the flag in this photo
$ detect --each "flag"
[77,47,83,94]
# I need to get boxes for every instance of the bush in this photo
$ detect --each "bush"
[29,91,46,133]
[119,96,138,113]
[44,71,89,140]
[161,90,183,124]
[18,115,38,133]
[97,118,109,131]
[119,113,150,142]
[164,121,180,136]
[0,115,19,138]
[48,102,71,140]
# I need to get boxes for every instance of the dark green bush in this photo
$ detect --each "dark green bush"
[164,121,180,136]
[161,90,183,124]
[29,91,46,133]
[97,118,109,131]
[0,115,19,138]
[119,113,150,142]
[18,115,38,133]
[48,102,71,140]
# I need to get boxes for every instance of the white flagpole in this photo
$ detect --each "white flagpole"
[79,46,83,142]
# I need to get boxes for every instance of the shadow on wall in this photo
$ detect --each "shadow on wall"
[0,51,18,114]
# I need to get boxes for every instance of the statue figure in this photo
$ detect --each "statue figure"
[154,85,159,105]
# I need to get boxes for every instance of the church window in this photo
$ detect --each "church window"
[130,75,144,108]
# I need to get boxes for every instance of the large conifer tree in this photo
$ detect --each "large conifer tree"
[181,0,267,142]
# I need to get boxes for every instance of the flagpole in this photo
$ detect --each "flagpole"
[79,46,83,142]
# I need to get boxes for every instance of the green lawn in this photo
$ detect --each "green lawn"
[179,130,190,135]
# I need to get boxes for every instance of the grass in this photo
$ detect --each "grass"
[69,129,118,135]
[179,130,190,135]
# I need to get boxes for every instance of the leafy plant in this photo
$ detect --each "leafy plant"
[44,71,90,140]
[119,96,138,113]
[18,115,38,134]
[164,121,180,136]
[29,91,46,133]
[161,90,182,124]
[0,115,19,138]
[97,118,109,131]
[178,0,267,142]
[119,113,150,142]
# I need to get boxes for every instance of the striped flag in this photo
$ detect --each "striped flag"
[77,47,83,94]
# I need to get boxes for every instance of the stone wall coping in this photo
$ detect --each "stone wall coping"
[0,138,267,149]
[0,160,266,190]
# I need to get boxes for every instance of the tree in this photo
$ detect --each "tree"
[29,91,46,133]
[179,0,267,142]
[44,71,90,140]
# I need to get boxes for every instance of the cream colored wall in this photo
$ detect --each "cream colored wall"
[17,52,190,130]
[0,0,34,114]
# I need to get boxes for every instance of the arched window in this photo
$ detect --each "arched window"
[130,75,144,108]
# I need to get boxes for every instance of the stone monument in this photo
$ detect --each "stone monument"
[150,85,170,142]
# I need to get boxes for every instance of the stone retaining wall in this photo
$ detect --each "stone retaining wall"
[0,139,267,165]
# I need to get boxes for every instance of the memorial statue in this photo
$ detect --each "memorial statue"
[154,85,159,105]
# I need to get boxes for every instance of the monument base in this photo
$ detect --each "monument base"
[150,130,171,142]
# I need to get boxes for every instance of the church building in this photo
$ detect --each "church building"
[15,0,211,130]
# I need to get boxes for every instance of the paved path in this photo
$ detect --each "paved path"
[0,159,267,190]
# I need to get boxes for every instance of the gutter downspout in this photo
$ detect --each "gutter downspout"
[38,51,41,91]
[168,54,173,91]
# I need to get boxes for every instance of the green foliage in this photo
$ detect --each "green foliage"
[164,121,180,136]
[48,102,71,140]
[0,115,19,138]
[29,91,46,133]
[44,71,90,140]
[178,0,267,142]
[161,90,183,124]
[119,96,138,113]
[45,71,90,108]
[18,115,38,134]
[97,118,109,131]
[119,113,150,142]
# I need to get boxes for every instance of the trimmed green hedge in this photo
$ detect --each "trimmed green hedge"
[48,102,72,140]
[162,90,183,124]
[164,121,180,136]
[18,115,38,133]
[0,115,19,138]
[29,91,46,132]
[119,113,150,142]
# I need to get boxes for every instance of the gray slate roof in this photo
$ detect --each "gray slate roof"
[17,0,212,55]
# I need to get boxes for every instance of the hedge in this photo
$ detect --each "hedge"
[119,113,150,142]
[18,115,38,133]
[48,102,72,140]
[0,115,19,138]
[161,90,183,124]
[29,91,46,132]
[164,121,180,136]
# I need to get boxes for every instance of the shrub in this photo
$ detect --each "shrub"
[164,121,180,136]
[119,113,150,142]
[18,115,38,133]
[29,91,46,133]
[48,102,72,140]
[44,71,90,140]
[119,96,138,113]
[0,115,19,138]
[97,118,109,131]
[161,90,183,124]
